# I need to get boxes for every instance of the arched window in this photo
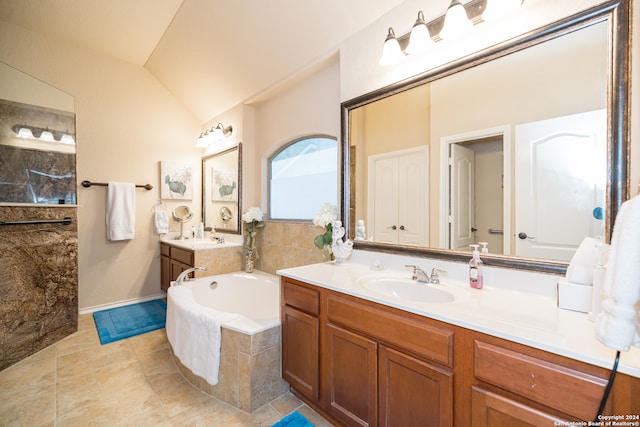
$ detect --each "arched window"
[269,135,338,220]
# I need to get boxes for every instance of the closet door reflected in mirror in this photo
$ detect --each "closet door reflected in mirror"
[201,143,242,234]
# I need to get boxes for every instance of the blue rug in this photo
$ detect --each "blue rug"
[93,299,166,345]
[272,411,315,427]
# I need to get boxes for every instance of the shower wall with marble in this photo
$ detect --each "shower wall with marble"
[0,63,78,370]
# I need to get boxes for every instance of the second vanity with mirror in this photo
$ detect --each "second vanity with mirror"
[277,1,637,425]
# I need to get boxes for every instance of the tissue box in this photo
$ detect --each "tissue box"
[557,279,592,313]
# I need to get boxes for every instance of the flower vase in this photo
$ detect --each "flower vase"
[322,244,334,262]
[245,248,254,273]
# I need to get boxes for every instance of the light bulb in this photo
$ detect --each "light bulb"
[406,11,435,56]
[439,0,473,40]
[379,28,405,66]
[40,130,54,142]
[16,127,34,139]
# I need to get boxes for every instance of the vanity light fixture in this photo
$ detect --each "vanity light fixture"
[482,0,522,21]
[379,0,525,66]
[439,0,473,40]
[405,11,435,55]
[12,124,75,144]
[379,28,406,66]
[196,122,233,147]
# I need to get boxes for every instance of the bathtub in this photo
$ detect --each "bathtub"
[166,271,288,413]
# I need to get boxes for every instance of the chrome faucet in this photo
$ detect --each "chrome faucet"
[211,235,225,244]
[428,268,447,284]
[174,266,206,286]
[405,265,429,283]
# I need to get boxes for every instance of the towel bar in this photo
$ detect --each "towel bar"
[0,217,72,226]
[81,180,153,190]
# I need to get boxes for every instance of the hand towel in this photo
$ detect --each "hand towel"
[595,195,640,351]
[154,210,169,235]
[106,182,136,241]
[166,285,239,386]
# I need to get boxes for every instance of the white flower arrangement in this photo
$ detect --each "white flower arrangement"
[242,206,265,250]
[242,206,264,224]
[313,203,338,256]
[313,203,338,228]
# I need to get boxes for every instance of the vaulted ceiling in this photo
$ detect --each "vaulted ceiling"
[0,0,405,122]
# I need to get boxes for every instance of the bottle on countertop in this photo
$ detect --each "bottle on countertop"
[479,242,488,253]
[469,244,484,289]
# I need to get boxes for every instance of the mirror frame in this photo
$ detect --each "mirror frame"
[340,0,630,274]
[201,142,243,234]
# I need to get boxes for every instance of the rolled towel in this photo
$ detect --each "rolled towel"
[595,195,640,351]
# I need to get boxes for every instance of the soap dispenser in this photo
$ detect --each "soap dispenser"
[469,244,484,289]
[479,242,488,254]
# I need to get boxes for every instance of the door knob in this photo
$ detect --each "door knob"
[388,225,397,230]
[471,227,478,232]
[518,232,535,240]
[399,225,405,230]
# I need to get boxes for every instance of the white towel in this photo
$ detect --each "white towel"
[154,210,169,235]
[166,285,239,386]
[106,182,136,241]
[595,195,640,351]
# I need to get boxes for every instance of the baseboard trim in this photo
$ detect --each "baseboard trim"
[79,292,167,314]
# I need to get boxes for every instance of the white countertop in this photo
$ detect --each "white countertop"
[277,256,640,379]
[160,232,242,251]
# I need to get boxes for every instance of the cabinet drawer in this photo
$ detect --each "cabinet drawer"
[170,246,194,266]
[160,243,171,257]
[282,279,320,316]
[474,340,608,420]
[327,294,453,367]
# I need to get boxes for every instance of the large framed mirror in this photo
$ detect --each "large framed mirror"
[202,143,242,234]
[342,1,630,274]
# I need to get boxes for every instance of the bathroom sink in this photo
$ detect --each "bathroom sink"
[358,277,455,303]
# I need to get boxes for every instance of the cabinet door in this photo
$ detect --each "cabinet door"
[170,259,193,282]
[379,345,453,427]
[282,305,319,401]
[161,255,171,291]
[325,324,377,427]
[471,387,568,427]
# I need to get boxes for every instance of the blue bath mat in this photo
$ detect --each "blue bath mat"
[93,299,166,345]
[271,411,315,427]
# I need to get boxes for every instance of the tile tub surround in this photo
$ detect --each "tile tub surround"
[171,325,289,413]
[0,205,78,371]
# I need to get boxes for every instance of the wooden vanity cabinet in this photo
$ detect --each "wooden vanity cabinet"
[160,242,194,291]
[280,277,640,427]
[281,278,321,402]
[325,292,454,427]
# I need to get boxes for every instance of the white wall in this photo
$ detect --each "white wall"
[0,22,201,310]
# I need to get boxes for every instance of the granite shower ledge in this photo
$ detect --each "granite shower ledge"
[277,261,640,379]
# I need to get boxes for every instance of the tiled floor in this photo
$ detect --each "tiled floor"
[0,314,334,427]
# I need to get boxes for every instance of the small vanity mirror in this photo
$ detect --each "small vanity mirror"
[202,143,242,234]
[0,62,76,204]
[172,205,193,240]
